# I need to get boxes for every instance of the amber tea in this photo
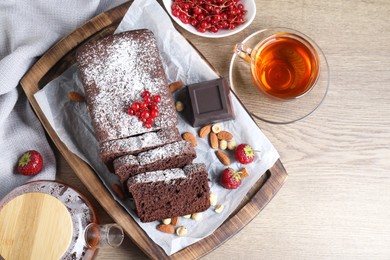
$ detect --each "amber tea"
[250,33,319,99]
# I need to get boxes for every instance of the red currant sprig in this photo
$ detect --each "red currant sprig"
[127,90,161,128]
[171,0,247,33]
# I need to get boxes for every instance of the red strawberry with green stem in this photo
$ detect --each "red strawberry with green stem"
[17,150,43,176]
[219,168,242,189]
[235,144,256,164]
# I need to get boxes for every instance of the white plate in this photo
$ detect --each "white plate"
[162,0,256,38]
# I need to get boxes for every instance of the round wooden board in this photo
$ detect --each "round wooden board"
[20,2,288,259]
[0,193,73,260]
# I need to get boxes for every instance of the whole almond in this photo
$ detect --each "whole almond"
[209,132,219,149]
[199,125,211,138]
[182,132,197,147]
[67,91,84,102]
[216,150,230,166]
[217,131,233,141]
[240,168,250,179]
[169,81,184,93]
[156,224,175,234]
[171,216,179,226]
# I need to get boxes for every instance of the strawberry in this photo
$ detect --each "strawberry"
[17,150,43,176]
[219,168,242,189]
[235,144,255,164]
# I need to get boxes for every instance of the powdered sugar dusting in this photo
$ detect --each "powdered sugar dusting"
[99,127,180,161]
[129,168,187,183]
[128,163,206,184]
[113,140,193,168]
[138,140,191,165]
[77,30,178,143]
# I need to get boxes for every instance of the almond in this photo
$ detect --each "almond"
[216,150,230,166]
[169,81,184,93]
[182,132,197,147]
[171,216,179,226]
[67,91,84,102]
[111,184,125,200]
[217,131,233,141]
[240,168,250,179]
[209,132,219,149]
[156,224,175,234]
[199,125,211,138]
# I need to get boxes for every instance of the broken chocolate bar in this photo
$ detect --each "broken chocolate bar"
[186,77,234,127]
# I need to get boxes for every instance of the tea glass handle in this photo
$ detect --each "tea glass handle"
[234,43,253,63]
[84,223,124,248]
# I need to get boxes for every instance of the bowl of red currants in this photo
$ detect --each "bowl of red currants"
[162,0,256,38]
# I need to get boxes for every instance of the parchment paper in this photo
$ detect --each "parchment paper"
[34,0,279,255]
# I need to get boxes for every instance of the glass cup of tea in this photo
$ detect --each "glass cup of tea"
[230,27,329,123]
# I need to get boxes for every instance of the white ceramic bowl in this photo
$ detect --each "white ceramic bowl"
[162,0,256,38]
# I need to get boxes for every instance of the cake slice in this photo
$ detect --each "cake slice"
[114,140,196,183]
[77,29,178,143]
[127,163,210,223]
[99,127,181,165]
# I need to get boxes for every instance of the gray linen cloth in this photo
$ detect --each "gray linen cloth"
[0,0,126,199]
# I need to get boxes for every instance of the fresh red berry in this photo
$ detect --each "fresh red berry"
[219,168,242,189]
[150,109,159,118]
[148,104,158,111]
[141,110,150,119]
[131,102,140,111]
[146,118,154,125]
[141,90,151,98]
[144,123,152,128]
[143,96,152,103]
[140,102,148,109]
[127,107,134,115]
[235,144,255,164]
[153,95,161,103]
[17,150,43,176]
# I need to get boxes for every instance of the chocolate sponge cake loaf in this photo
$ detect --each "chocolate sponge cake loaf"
[113,140,196,183]
[127,163,210,223]
[77,29,211,224]
[99,127,181,165]
[77,29,178,144]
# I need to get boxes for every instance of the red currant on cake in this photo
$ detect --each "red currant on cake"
[153,95,161,103]
[131,102,140,111]
[150,109,159,119]
[17,150,43,176]
[141,90,150,98]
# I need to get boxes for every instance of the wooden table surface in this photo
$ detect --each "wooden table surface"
[55,0,390,259]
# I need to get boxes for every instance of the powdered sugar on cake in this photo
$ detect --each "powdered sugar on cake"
[129,168,187,183]
[113,140,193,167]
[99,127,180,162]
[77,30,178,143]
[128,163,206,184]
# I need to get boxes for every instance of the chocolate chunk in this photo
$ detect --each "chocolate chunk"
[186,77,234,127]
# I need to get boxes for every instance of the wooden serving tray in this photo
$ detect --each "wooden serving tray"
[20,2,288,259]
